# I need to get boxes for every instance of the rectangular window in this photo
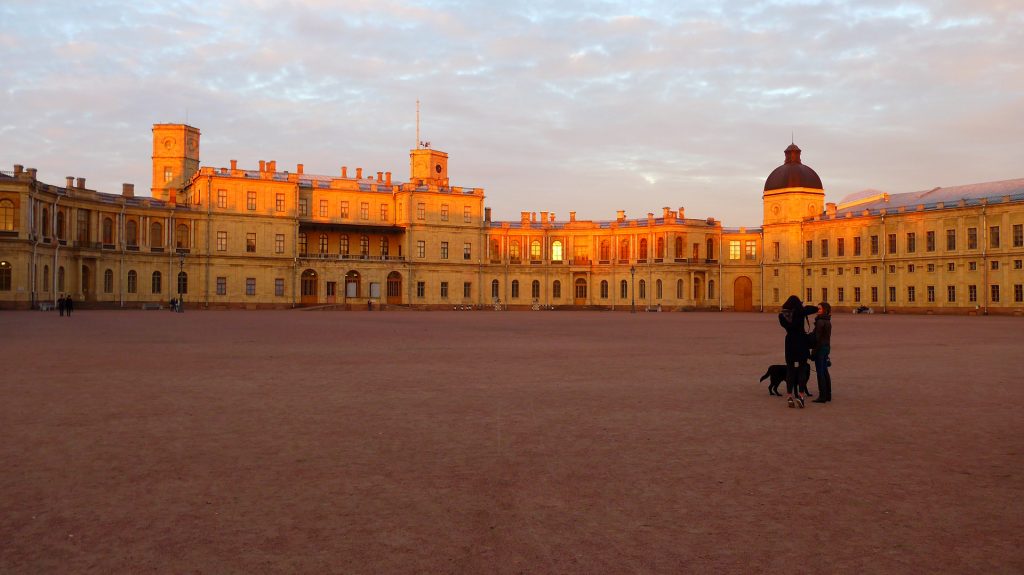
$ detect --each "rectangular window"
[440,281,449,298]
[837,238,845,257]
[991,285,1000,303]
[822,287,828,302]
[969,261,977,271]
[729,240,741,260]
[216,276,226,295]
[1014,284,1023,303]
[773,241,780,260]
[990,226,1000,248]
[380,204,388,221]
[217,231,227,252]
[440,241,449,259]
[417,240,425,258]
[887,233,896,255]
[464,206,472,223]
[871,266,877,275]
[948,262,955,272]
[745,240,757,260]
[805,240,813,259]
[967,227,978,249]
[821,267,827,276]
[838,267,844,276]
[969,284,977,302]
[889,286,896,302]
[299,198,308,216]
[927,263,935,272]
[907,286,915,302]
[464,282,472,298]
[906,232,916,253]
[1013,224,1023,247]
[360,202,369,220]
[340,201,349,218]
[246,278,256,296]
[947,285,956,302]
[417,203,426,220]
[870,235,879,255]
[1015,259,1023,270]
[871,286,878,302]
[164,167,173,183]
[806,287,812,302]
[926,230,936,252]
[416,281,425,298]
[217,189,227,208]
[991,260,1000,270]
[854,287,861,302]
[246,232,256,253]
[441,204,449,221]
[946,229,956,251]
[807,268,812,277]
[854,236,862,256]
[889,265,896,274]
[276,193,285,212]
[927,285,935,302]
[275,234,284,254]
[319,199,328,217]
[464,242,472,260]
[821,239,829,258]
[275,278,285,297]
[247,191,257,211]
[773,287,780,302]
[908,264,915,273]
[837,287,844,302]
[854,266,860,275]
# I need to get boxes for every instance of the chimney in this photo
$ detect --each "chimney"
[540,211,548,224]
[356,167,363,179]
[76,178,85,189]
[377,171,383,182]
[663,207,672,219]
[13,164,23,175]
[230,159,237,171]
[549,213,555,223]
[66,176,74,190]
[485,207,492,222]
[27,168,36,179]
[531,212,537,223]
[521,211,530,224]
[648,212,654,221]
[297,163,304,175]
[826,202,837,217]
[678,207,685,219]
[569,211,576,222]
[342,166,348,178]
[259,160,266,172]
[122,183,135,197]
[385,172,392,186]
[268,161,276,173]
[616,210,625,222]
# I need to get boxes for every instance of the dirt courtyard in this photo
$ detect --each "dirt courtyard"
[1,309,1021,573]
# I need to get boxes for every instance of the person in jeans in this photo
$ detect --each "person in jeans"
[812,301,833,403]
[778,295,818,409]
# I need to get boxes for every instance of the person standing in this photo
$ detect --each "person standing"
[812,302,833,403]
[58,294,65,316]
[779,295,818,408]
[65,294,73,316]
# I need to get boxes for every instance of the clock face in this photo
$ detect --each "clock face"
[435,163,442,174]
[808,203,817,214]
[163,138,175,150]
[771,205,781,216]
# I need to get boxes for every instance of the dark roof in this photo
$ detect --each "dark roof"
[764,144,823,192]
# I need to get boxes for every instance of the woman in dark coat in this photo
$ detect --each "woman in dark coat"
[779,295,818,408]
[811,302,833,403]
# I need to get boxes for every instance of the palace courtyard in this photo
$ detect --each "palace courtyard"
[1,309,1021,573]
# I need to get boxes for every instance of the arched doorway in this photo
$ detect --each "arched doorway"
[734,276,753,311]
[574,277,587,306]
[81,264,93,301]
[345,270,361,299]
[300,269,318,305]
[693,276,704,305]
[386,272,402,305]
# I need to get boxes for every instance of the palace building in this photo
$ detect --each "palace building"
[1,123,1023,313]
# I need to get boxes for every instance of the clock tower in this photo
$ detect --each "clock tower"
[409,147,449,187]
[151,123,201,203]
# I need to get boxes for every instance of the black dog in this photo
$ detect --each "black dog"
[760,364,812,396]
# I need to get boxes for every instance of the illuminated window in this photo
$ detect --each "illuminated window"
[530,240,541,260]
[360,202,369,220]
[319,199,328,217]
[510,241,521,261]
[729,240,740,260]
[745,240,756,260]
[163,167,173,183]
[551,241,563,262]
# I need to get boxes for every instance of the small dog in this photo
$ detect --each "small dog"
[760,364,812,396]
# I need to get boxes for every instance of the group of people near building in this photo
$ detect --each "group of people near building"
[778,295,832,408]
[56,294,74,317]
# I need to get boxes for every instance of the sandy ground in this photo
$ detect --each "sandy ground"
[1,309,1022,574]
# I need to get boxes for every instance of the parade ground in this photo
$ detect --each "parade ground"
[1,310,1021,574]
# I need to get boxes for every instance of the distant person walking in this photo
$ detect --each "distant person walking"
[812,302,833,403]
[65,295,74,316]
[58,294,66,316]
[779,295,818,408]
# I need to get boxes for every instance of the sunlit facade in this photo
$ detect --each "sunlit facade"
[1,123,1022,313]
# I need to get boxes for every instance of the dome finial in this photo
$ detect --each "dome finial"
[784,143,802,164]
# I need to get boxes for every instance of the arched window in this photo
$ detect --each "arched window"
[675,237,684,258]
[175,224,189,249]
[639,239,648,260]
[56,211,65,240]
[600,280,609,299]
[177,271,188,295]
[0,261,11,291]
[656,279,663,299]
[599,240,610,261]
[319,234,328,253]
[128,270,137,294]
[359,235,369,256]
[619,239,629,260]
[531,280,540,298]
[345,270,360,298]
[509,241,521,261]
[639,279,646,299]
[552,280,561,299]
[43,265,49,292]
[339,235,348,255]
[575,278,587,299]
[126,220,138,246]
[152,271,162,294]
[491,279,500,299]
[103,269,114,293]
[103,218,114,244]
[490,239,500,262]
[677,279,684,299]
[620,279,628,299]
[41,208,49,238]
[551,240,563,262]
[151,222,163,248]
[511,279,520,298]
[656,238,665,259]
[708,279,715,299]
[0,200,14,231]
[58,266,65,291]
[530,240,541,260]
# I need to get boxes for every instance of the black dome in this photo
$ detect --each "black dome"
[764,144,823,192]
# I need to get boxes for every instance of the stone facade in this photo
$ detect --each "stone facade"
[1,123,1022,313]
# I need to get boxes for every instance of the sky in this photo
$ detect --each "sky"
[1,0,1022,226]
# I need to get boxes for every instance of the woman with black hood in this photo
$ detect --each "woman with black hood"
[811,301,833,403]
[779,295,818,408]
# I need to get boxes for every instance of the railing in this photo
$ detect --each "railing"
[490,258,502,264]
[151,247,165,253]
[102,243,116,250]
[299,253,406,262]
[127,244,139,251]
[704,259,718,264]
[674,258,687,263]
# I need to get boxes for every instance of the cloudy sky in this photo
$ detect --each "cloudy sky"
[1,1,1021,226]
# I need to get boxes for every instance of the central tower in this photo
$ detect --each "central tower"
[409,147,449,187]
